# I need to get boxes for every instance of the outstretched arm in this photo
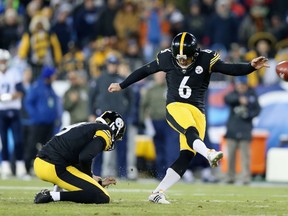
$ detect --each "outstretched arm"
[108,60,161,92]
[212,56,269,76]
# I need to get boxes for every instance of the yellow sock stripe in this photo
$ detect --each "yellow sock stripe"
[209,53,220,71]
[179,32,187,56]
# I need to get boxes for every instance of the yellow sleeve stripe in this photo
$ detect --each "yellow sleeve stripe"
[209,54,220,72]
[95,130,112,151]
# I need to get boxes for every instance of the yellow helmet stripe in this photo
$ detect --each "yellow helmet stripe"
[179,32,187,56]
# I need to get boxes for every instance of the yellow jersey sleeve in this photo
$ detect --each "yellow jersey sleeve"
[94,130,113,151]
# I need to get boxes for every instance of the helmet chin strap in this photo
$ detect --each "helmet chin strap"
[176,61,192,69]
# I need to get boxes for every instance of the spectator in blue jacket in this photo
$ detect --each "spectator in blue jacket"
[24,66,61,175]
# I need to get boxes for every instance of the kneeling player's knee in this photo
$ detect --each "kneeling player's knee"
[86,190,110,204]
[97,193,110,204]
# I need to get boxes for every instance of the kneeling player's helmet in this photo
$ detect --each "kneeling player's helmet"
[171,32,198,60]
[96,111,126,142]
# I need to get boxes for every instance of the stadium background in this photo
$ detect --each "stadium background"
[1,0,288,181]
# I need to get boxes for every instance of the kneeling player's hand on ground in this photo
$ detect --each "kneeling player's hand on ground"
[102,177,117,187]
[93,175,117,187]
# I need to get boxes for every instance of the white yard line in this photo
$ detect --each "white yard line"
[0,186,152,193]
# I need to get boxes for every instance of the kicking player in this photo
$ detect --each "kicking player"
[108,32,269,204]
[33,111,126,204]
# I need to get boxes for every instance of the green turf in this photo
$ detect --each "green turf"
[0,178,287,216]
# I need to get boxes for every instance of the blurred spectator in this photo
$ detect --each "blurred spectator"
[51,3,73,55]
[23,0,43,31]
[88,38,116,78]
[238,4,270,46]
[0,49,27,180]
[245,32,277,86]
[72,0,103,49]
[98,0,119,39]
[114,0,141,53]
[275,39,288,62]
[124,39,143,72]
[0,8,23,53]
[20,67,33,176]
[24,66,61,175]
[224,76,261,185]
[141,0,167,62]
[17,14,62,81]
[0,0,25,14]
[139,71,179,180]
[59,41,86,80]
[165,2,184,38]
[229,0,246,21]
[270,0,288,21]
[270,13,288,41]
[89,54,133,178]
[183,0,206,46]
[204,0,238,50]
[63,70,89,124]
[200,0,215,16]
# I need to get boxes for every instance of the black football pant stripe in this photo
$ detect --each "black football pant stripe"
[166,108,185,134]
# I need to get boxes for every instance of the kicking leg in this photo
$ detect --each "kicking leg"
[186,126,223,168]
[148,150,194,204]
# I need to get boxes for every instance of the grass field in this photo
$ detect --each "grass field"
[0,178,287,216]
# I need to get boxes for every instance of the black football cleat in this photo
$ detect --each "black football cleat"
[34,189,53,204]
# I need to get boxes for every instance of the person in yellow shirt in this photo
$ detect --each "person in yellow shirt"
[18,14,62,81]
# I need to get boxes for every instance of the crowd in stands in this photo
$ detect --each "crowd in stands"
[0,0,288,181]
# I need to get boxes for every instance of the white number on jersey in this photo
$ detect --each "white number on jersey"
[178,76,192,99]
[55,122,86,136]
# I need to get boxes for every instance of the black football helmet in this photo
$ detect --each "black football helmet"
[96,111,126,144]
[171,32,198,66]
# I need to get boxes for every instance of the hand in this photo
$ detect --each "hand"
[101,177,117,187]
[251,56,269,70]
[93,175,102,182]
[108,83,122,92]
[68,92,78,102]
[239,96,248,105]
[93,176,117,188]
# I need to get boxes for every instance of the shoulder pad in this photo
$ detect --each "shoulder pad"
[200,49,221,71]
[156,49,172,64]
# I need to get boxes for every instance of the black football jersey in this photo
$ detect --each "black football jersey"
[156,49,220,112]
[37,122,111,166]
[120,48,255,113]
